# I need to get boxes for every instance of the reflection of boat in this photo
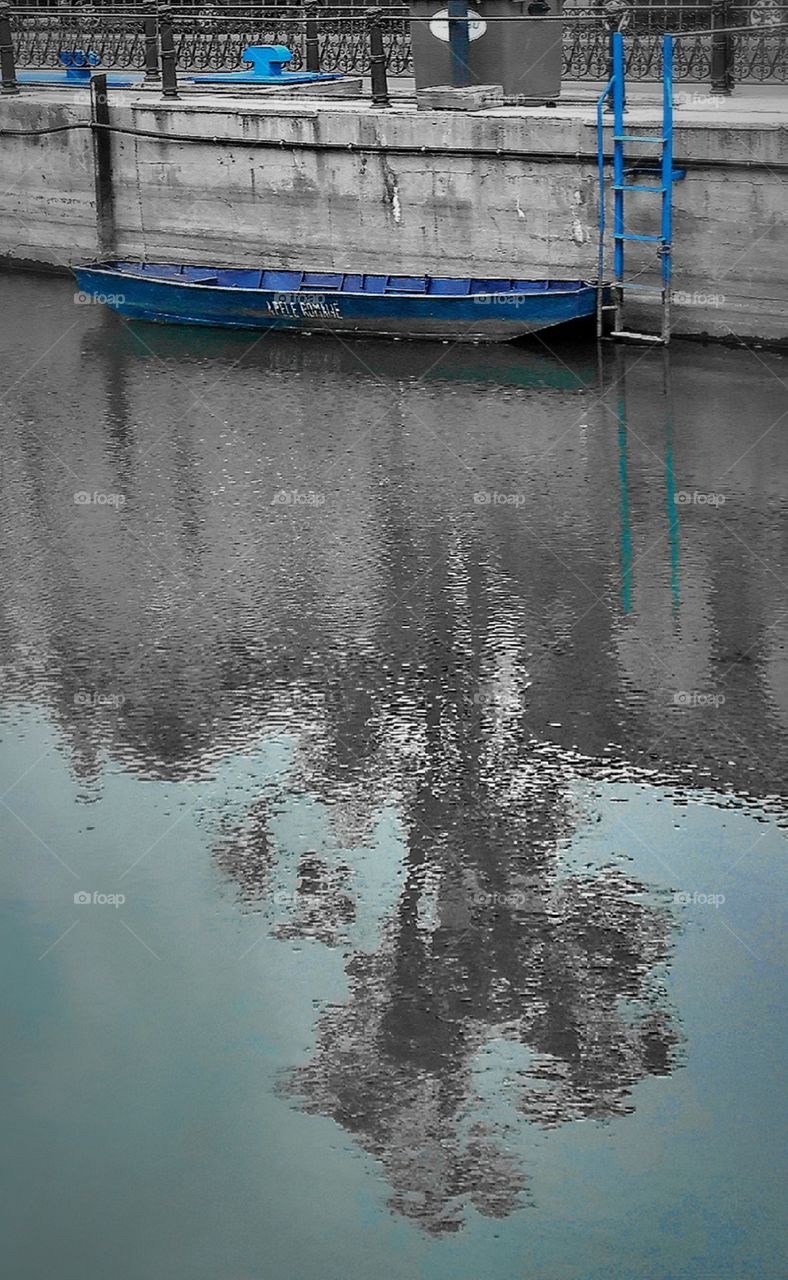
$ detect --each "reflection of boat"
[73,262,602,343]
[84,313,599,388]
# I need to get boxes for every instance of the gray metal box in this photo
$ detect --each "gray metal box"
[409,0,564,102]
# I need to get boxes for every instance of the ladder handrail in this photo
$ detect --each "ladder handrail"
[612,32,626,287]
[660,33,674,341]
[596,74,614,338]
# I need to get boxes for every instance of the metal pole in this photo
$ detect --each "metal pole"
[158,6,179,100]
[143,2,160,85]
[611,30,626,333]
[304,1,321,73]
[612,32,625,289]
[660,33,673,343]
[0,3,19,96]
[91,73,115,260]
[596,74,613,338]
[710,0,733,95]
[447,0,470,89]
[366,9,390,108]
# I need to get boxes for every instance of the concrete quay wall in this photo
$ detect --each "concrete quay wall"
[0,88,786,342]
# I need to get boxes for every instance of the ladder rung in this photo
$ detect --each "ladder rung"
[615,282,664,293]
[613,184,664,193]
[610,330,666,343]
[613,135,666,143]
[614,233,664,243]
[627,166,686,182]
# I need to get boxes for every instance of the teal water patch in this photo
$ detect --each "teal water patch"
[1,709,785,1280]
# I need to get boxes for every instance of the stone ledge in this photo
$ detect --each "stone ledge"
[416,84,504,112]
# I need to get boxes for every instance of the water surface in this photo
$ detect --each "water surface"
[1,274,786,1279]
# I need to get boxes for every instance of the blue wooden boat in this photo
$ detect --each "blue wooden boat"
[72,262,600,343]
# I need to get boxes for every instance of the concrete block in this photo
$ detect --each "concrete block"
[416,84,503,112]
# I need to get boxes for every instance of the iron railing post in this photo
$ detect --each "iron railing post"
[366,9,390,108]
[158,6,179,100]
[304,0,321,73]
[91,73,115,259]
[710,0,733,95]
[0,3,19,96]
[604,0,628,112]
[143,2,160,84]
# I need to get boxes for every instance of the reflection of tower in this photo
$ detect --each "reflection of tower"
[249,495,681,1233]
[281,719,680,1233]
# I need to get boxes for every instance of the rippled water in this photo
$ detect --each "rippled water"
[1,274,786,1280]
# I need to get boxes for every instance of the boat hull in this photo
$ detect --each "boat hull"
[73,266,599,343]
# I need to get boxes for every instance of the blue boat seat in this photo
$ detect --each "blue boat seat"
[141,264,184,279]
[215,269,263,288]
[471,279,511,294]
[302,272,343,290]
[112,261,146,276]
[181,266,220,283]
[386,277,428,293]
[261,270,304,291]
[428,278,471,296]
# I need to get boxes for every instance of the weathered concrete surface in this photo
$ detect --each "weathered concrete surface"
[0,85,786,341]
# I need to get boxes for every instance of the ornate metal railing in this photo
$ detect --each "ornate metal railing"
[6,3,788,83]
[7,6,413,74]
[564,1,788,81]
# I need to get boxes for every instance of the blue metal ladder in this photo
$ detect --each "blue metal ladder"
[597,32,684,345]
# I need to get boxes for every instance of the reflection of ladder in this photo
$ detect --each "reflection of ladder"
[596,32,685,345]
[599,344,682,616]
